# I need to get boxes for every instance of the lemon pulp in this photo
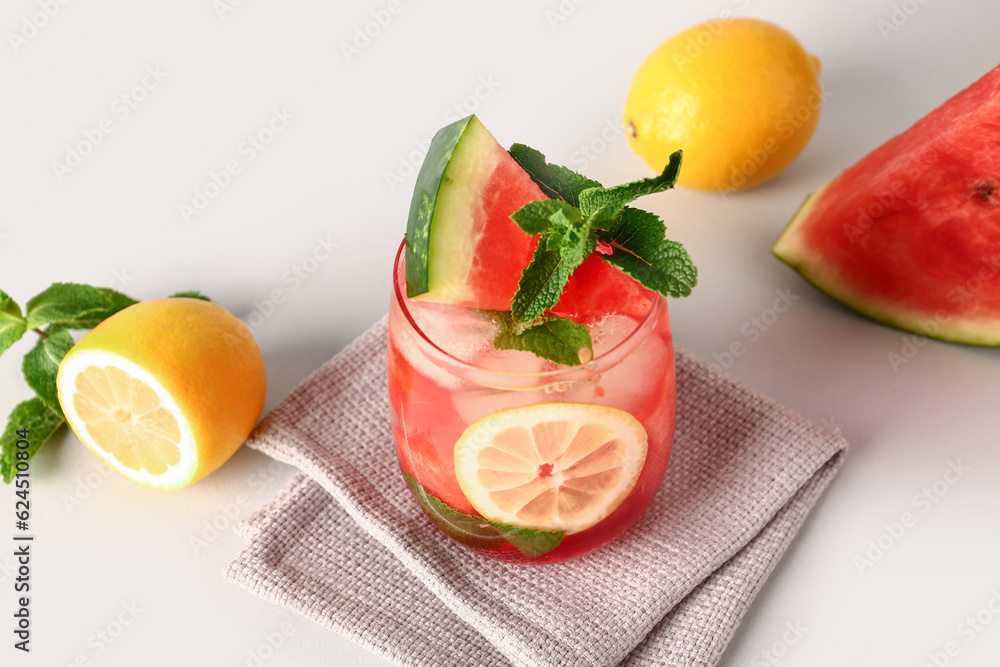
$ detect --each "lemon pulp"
[73,365,182,475]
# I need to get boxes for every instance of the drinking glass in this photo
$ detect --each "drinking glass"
[387,240,676,563]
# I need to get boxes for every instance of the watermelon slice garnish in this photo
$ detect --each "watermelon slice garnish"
[405,114,653,320]
[405,115,544,312]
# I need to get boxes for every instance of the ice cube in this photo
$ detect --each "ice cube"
[407,299,497,365]
[590,314,642,358]
[589,326,673,416]
[454,383,553,427]
[558,313,673,415]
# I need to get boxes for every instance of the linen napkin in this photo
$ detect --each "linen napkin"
[225,316,847,667]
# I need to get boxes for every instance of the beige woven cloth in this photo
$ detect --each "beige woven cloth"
[225,316,847,666]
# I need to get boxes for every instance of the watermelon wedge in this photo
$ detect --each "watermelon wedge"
[405,115,546,311]
[773,64,1000,345]
[406,114,652,318]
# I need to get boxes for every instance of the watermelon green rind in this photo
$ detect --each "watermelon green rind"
[405,115,475,298]
[423,117,508,303]
[772,64,1000,347]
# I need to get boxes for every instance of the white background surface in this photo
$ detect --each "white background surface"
[2,1,1000,665]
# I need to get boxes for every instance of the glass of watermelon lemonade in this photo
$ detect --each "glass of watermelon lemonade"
[388,240,677,564]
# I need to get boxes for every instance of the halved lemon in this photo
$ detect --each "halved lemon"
[454,403,648,534]
[56,298,266,490]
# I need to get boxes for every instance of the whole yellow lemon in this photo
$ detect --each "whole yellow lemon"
[624,18,822,192]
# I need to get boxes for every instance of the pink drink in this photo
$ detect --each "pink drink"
[388,241,676,563]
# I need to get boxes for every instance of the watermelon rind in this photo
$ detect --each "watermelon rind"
[405,115,475,298]
[406,114,521,305]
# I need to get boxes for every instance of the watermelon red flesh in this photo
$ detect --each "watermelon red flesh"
[773,64,1000,344]
[551,253,654,322]
[459,152,545,311]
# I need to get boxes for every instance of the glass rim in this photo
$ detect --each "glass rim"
[391,238,664,388]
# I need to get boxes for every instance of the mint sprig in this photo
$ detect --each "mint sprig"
[502,146,697,366]
[22,325,75,418]
[0,399,63,483]
[578,149,683,223]
[511,212,596,323]
[403,471,565,558]
[509,199,581,235]
[0,284,211,483]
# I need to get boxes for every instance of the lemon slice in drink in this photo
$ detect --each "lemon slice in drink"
[56,298,266,490]
[454,403,648,534]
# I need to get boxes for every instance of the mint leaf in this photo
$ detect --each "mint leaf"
[511,224,595,323]
[493,521,565,558]
[579,150,683,222]
[495,316,593,367]
[25,283,137,330]
[509,144,601,207]
[512,246,568,322]
[544,206,592,253]
[22,326,75,417]
[403,472,564,557]
[0,290,27,357]
[597,207,697,298]
[510,199,581,235]
[404,472,507,550]
[1,398,64,484]
[169,290,211,301]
